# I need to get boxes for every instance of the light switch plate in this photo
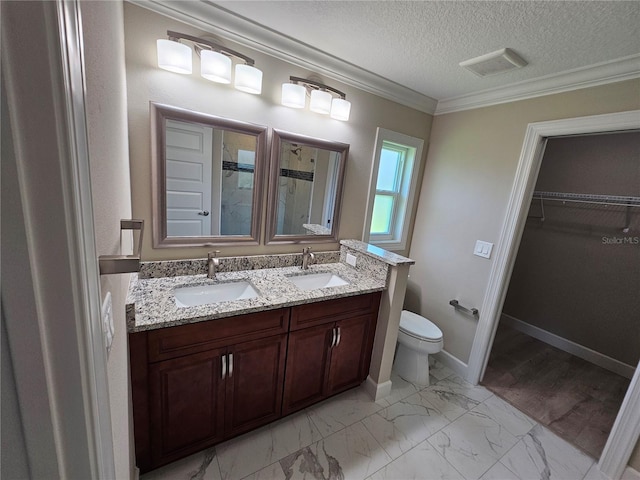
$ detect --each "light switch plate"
[474,240,493,259]
[346,253,357,267]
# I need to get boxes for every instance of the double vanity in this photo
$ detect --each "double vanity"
[126,240,413,473]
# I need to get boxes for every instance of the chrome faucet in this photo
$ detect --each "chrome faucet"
[301,247,315,270]
[207,250,220,279]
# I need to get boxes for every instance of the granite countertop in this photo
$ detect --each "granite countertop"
[127,262,387,333]
[339,239,415,266]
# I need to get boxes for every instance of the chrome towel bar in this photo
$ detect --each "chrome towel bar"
[449,299,479,317]
[99,219,144,275]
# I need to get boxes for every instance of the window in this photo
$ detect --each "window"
[364,128,424,251]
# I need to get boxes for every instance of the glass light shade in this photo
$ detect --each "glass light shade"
[157,39,192,74]
[330,98,351,121]
[309,89,332,114]
[234,64,262,94]
[281,83,306,108]
[201,50,232,83]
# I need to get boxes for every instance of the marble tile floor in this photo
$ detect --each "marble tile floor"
[482,324,631,459]
[142,360,601,480]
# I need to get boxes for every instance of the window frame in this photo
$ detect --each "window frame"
[363,128,425,252]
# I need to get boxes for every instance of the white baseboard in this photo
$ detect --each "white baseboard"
[433,350,469,380]
[501,314,635,379]
[623,466,640,480]
[364,375,392,401]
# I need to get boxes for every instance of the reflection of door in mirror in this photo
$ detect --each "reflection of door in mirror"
[276,142,340,235]
[165,119,256,237]
[166,120,213,236]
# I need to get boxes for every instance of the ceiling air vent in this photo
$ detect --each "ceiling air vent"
[459,48,527,77]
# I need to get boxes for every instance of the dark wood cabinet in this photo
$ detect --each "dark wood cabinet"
[149,347,226,467]
[224,335,287,438]
[131,308,289,473]
[282,323,333,415]
[130,292,381,473]
[327,314,376,396]
[283,292,381,415]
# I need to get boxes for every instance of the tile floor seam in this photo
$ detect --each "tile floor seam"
[489,430,535,480]
[360,411,392,457]
[495,457,523,480]
[239,460,284,480]
[306,403,349,439]
[427,437,470,480]
[359,416,401,477]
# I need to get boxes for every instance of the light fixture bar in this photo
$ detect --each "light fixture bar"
[166,30,256,66]
[283,76,351,121]
[289,76,346,99]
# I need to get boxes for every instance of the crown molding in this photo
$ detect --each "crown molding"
[128,0,438,114]
[435,54,640,115]
[128,1,639,118]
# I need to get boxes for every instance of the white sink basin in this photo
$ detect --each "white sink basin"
[174,281,259,307]
[287,272,349,291]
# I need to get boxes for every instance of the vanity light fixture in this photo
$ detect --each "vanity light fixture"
[281,76,351,121]
[309,89,332,115]
[157,30,263,94]
[157,38,192,74]
[281,82,306,108]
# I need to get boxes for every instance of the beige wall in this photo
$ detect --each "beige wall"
[407,79,640,363]
[82,2,134,478]
[123,3,432,260]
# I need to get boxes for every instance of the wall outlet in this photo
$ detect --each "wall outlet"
[102,292,114,357]
[346,253,357,267]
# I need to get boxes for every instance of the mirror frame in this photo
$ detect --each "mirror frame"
[151,102,267,247]
[265,129,349,244]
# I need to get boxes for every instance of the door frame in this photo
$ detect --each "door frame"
[466,109,640,479]
[2,0,115,477]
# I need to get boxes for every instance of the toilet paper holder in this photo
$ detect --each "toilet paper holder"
[449,299,479,317]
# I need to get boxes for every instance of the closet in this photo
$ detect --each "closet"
[482,131,640,458]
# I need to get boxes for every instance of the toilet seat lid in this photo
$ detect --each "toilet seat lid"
[400,310,443,341]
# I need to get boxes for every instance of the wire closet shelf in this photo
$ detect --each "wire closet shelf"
[531,191,640,208]
[529,191,639,232]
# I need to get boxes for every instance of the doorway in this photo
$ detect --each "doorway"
[483,130,638,457]
[466,110,640,479]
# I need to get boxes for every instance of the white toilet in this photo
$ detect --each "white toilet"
[393,310,444,386]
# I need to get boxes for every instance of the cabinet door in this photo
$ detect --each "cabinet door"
[327,314,374,396]
[149,347,226,468]
[282,323,333,415]
[225,334,287,438]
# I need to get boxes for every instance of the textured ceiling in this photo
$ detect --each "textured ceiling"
[213,0,640,101]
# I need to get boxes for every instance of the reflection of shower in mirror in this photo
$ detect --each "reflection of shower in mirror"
[266,129,348,243]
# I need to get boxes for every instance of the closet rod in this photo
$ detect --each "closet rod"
[532,191,640,208]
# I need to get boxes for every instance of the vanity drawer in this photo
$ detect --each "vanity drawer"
[147,308,290,362]
[290,292,381,331]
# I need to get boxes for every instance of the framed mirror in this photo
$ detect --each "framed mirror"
[151,103,267,247]
[265,129,348,244]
